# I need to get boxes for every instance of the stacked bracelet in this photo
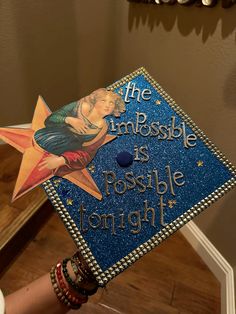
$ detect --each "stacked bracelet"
[71,253,98,295]
[62,258,91,296]
[71,252,92,279]
[50,255,98,310]
[56,262,88,304]
[71,259,80,277]
[50,266,82,310]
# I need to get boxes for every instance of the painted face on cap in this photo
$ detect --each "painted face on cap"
[94,94,115,117]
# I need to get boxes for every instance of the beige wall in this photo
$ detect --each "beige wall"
[1,0,236,287]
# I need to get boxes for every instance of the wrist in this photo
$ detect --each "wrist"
[67,261,76,281]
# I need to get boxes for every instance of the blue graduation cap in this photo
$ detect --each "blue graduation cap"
[42,68,236,286]
[1,68,235,286]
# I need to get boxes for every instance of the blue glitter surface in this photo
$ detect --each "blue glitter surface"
[45,73,234,272]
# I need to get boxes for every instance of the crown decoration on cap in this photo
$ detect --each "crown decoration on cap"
[1,68,235,286]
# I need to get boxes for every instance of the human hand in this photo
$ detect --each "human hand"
[65,117,88,134]
[38,155,66,171]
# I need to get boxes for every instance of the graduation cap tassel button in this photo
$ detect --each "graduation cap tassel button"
[116,151,133,167]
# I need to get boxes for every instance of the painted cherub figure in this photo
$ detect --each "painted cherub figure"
[35,88,125,172]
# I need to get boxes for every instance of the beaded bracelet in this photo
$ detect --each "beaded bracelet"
[71,259,80,277]
[50,266,82,310]
[71,252,98,295]
[55,262,88,304]
[63,258,98,296]
[71,253,92,279]
[70,255,99,295]
[62,258,89,296]
[51,265,82,309]
[71,261,86,285]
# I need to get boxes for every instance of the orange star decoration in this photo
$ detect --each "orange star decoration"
[0,96,116,202]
